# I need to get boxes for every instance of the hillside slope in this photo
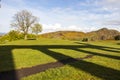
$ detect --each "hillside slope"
[40,31,86,40]
[40,28,120,41]
[87,28,120,41]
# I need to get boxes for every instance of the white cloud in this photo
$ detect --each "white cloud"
[103,20,120,25]
[106,0,119,3]
[101,0,120,9]
[42,23,99,33]
[43,23,62,31]
[42,24,79,33]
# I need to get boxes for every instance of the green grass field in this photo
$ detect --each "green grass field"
[0,38,120,80]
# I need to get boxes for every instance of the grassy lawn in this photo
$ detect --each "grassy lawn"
[0,38,120,80]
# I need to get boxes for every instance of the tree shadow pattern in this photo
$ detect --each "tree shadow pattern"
[117,43,120,45]
[0,43,120,80]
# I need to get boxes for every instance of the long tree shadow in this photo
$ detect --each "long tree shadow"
[0,44,120,80]
[38,48,120,80]
[73,48,120,60]
[75,42,120,53]
[117,43,120,45]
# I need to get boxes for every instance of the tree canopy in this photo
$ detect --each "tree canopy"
[32,23,42,35]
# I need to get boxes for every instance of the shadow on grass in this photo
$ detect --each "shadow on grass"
[0,44,120,80]
[117,43,120,45]
[75,42,120,52]
[73,48,120,60]
[0,46,18,80]
[39,48,120,80]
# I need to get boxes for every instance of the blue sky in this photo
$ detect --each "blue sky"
[0,0,120,33]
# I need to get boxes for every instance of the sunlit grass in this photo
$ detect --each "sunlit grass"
[0,38,120,80]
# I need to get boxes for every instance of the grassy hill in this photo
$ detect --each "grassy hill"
[40,28,120,41]
[40,31,86,40]
[88,28,120,40]
[0,39,120,80]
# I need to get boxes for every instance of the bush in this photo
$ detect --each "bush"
[8,30,19,41]
[0,30,25,44]
[7,30,25,41]
[0,34,10,44]
[115,35,120,40]
[27,34,36,39]
[0,30,37,44]
[82,38,88,42]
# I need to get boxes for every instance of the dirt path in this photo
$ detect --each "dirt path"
[0,55,94,80]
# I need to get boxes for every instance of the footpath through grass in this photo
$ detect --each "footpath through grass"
[0,38,120,80]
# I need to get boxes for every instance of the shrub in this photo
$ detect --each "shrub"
[115,35,120,40]
[27,34,36,39]
[8,30,19,41]
[0,35,9,44]
[0,30,25,44]
[7,30,25,41]
[82,38,88,42]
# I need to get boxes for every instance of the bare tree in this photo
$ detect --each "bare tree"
[11,10,38,40]
[32,23,42,39]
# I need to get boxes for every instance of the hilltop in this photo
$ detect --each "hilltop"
[40,28,120,41]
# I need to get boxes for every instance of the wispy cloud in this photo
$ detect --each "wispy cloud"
[104,20,120,25]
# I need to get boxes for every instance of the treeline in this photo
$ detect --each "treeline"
[40,28,120,41]
[0,30,36,44]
